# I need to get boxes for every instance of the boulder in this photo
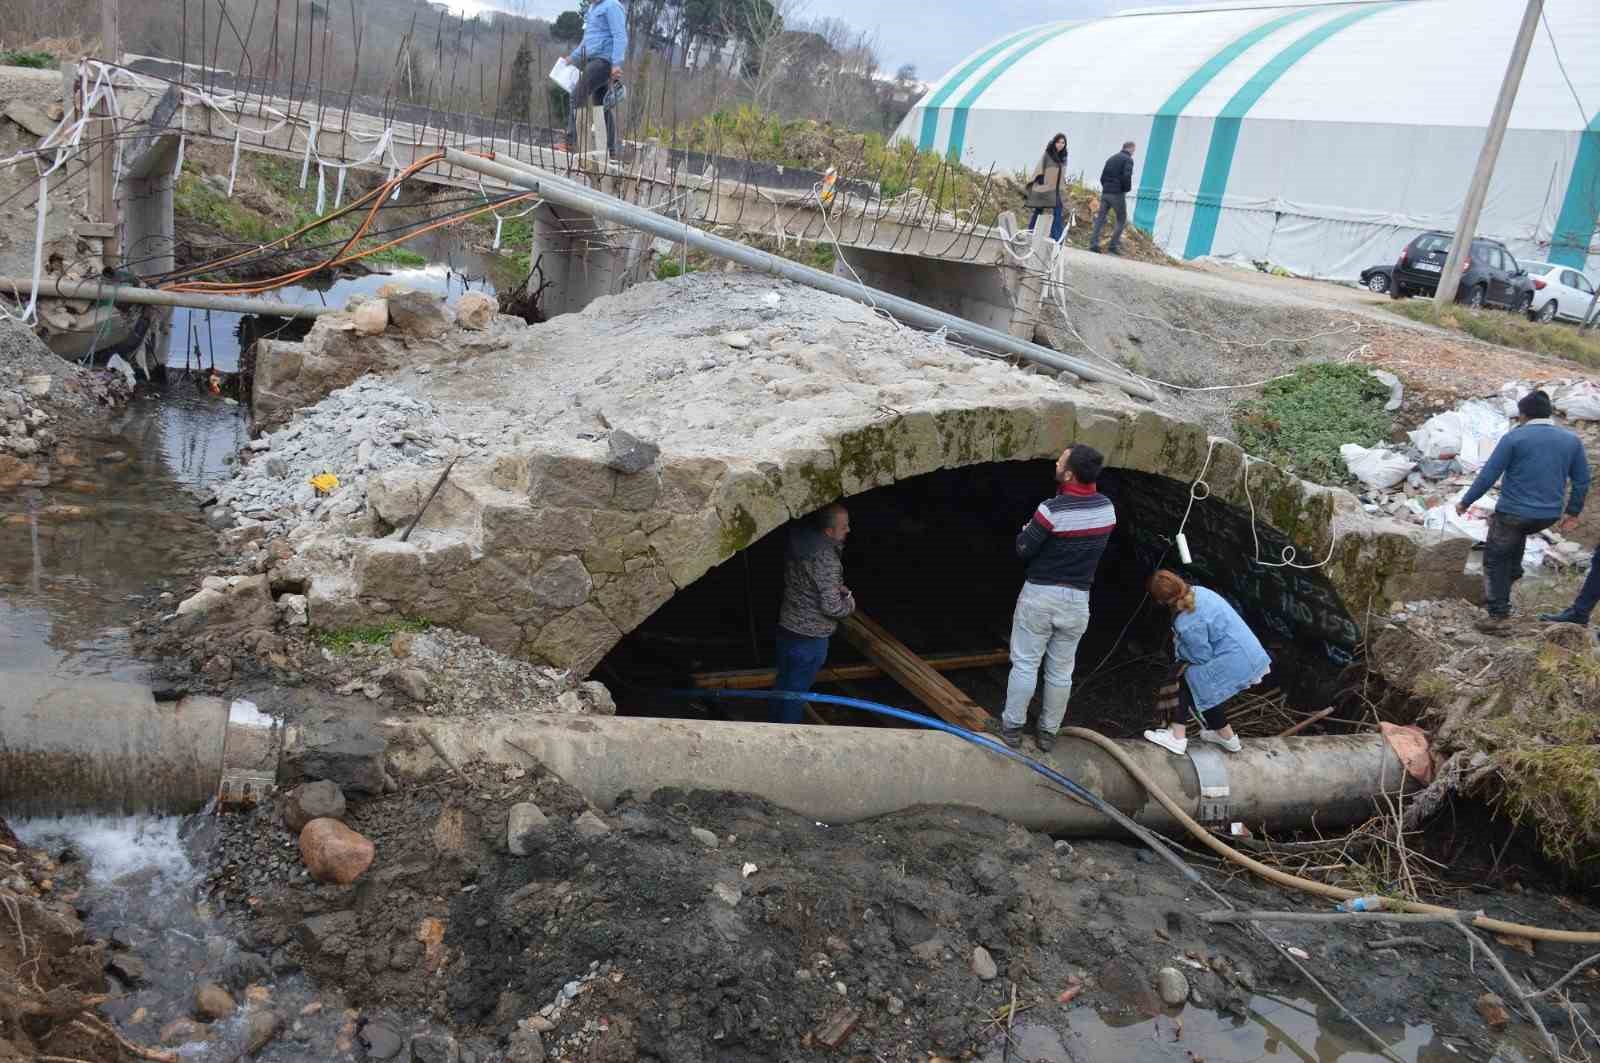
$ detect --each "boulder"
[507,802,550,856]
[174,573,275,633]
[573,810,611,839]
[392,666,431,703]
[299,818,376,884]
[1156,967,1189,1007]
[971,946,998,981]
[387,291,451,338]
[453,291,497,331]
[411,1032,461,1063]
[246,1009,283,1054]
[194,982,237,1021]
[690,827,719,849]
[353,299,389,336]
[362,1021,405,1061]
[282,780,347,833]
[277,593,309,627]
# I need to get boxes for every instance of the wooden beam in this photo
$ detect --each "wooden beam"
[690,650,1010,691]
[837,612,993,733]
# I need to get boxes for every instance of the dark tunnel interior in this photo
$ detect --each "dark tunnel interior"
[596,460,1361,734]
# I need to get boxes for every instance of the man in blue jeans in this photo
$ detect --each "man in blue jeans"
[1002,445,1116,751]
[1457,390,1589,634]
[557,0,628,157]
[772,504,855,723]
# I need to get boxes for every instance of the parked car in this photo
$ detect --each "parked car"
[1389,231,1534,310]
[1359,265,1393,294]
[1521,261,1598,324]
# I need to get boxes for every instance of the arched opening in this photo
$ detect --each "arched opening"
[597,459,1359,734]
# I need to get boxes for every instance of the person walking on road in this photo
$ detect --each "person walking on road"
[1541,542,1600,629]
[558,0,628,157]
[1090,141,1135,255]
[1456,390,1589,634]
[1025,134,1069,242]
[772,504,855,723]
[1142,570,1270,757]
[1001,445,1116,752]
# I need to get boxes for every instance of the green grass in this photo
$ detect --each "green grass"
[313,617,429,653]
[1234,362,1393,485]
[1389,300,1600,368]
[1,50,56,69]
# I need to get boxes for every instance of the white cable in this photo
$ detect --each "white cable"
[1241,455,1338,570]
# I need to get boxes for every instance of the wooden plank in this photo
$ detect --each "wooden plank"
[690,650,1010,691]
[838,612,992,733]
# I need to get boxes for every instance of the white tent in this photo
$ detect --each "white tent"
[895,0,1600,282]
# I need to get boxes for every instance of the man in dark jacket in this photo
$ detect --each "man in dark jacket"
[772,504,855,722]
[1090,142,1136,255]
[1456,390,1589,632]
[1002,446,1116,751]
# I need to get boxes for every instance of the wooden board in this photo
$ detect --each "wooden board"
[837,612,994,733]
[690,650,1009,691]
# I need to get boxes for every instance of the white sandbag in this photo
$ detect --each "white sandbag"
[1555,381,1600,422]
[1406,400,1509,472]
[549,58,580,94]
[1340,443,1413,490]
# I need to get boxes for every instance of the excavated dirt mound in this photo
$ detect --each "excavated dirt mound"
[201,758,1600,1061]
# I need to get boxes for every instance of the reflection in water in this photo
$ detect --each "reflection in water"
[0,391,244,679]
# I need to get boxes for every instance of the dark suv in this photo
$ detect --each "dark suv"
[1390,231,1533,310]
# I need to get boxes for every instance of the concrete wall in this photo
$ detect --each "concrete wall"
[834,245,1036,341]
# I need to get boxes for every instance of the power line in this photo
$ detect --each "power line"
[1539,5,1589,127]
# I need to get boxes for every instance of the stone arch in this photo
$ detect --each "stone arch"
[319,392,1472,675]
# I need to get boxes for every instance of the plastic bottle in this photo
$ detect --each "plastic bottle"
[1336,896,1386,913]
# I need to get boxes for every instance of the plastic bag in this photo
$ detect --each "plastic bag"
[1555,381,1600,422]
[549,58,580,94]
[1406,400,1509,471]
[1340,443,1413,490]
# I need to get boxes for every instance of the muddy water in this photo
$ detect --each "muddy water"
[0,391,242,681]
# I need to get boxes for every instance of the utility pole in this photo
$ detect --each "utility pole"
[1434,0,1542,308]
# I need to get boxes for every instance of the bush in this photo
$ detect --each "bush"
[1,50,55,69]
[1234,362,1393,485]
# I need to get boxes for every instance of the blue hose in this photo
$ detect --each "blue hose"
[658,686,1202,884]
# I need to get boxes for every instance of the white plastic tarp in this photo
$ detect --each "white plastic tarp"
[1406,401,1510,472]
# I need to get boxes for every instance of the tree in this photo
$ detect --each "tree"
[553,10,584,43]
[895,62,916,84]
[725,0,807,113]
[501,36,534,126]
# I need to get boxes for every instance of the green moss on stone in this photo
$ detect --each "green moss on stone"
[718,504,759,556]
[836,423,897,491]
[792,459,844,513]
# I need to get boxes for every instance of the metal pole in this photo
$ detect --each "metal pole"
[1434,0,1542,308]
[443,149,1158,400]
[1582,283,1600,333]
[0,277,327,319]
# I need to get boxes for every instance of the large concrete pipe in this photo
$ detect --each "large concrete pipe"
[0,675,271,816]
[390,715,1408,835]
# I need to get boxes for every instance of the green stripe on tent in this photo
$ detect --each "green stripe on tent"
[1182,3,1398,260]
[944,22,1087,163]
[1132,7,1322,236]
[1550,110,1600,270]
[916,26,1045,153]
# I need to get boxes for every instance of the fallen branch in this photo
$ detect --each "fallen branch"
[1275,706,1336,738]
[1365,936,1440,952]
[70,1015,179,1062]
[1524,951,1600,1002]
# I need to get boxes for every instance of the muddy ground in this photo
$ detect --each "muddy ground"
[178,754,1597,1063]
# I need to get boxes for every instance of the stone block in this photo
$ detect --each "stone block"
[834,420,898,496]
[283,780,347,833]
[530,603,620,674]
[1031,395,1078,459]
[529,555,593,609]
[649,510,727,589]
[507,802,549,856]
[931,405,996,468]
[714,467,790,553]
[525,451,615,508]
[657,456,729,513]
[281,716,389,795]
[355,540,424,600]
[388,291,451,338]
[611,471,660,511]
[593,558,673,633]
[1072,409,1132,466]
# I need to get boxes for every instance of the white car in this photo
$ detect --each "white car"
[1523,261,1597,324]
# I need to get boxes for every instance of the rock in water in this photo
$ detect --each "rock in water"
[605,429,660,474]
[362,1021,404,1060]
[453,291,496,331]
[194,982,237,1021]
[283,780,347,833]
[1156,967,1190,1007]
[299,818,376,884]
[246,1009,283,1053]
[507,802,550,856]
[971,946,998,981]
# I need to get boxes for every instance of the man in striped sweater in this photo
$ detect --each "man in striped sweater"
[1002,445,1116,751]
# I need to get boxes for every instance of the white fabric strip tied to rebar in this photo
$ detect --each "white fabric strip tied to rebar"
[299,121,319,189]
[226,130,242,197]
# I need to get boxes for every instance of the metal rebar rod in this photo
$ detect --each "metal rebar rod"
[447,149,1156,400]
[1,277,326,318]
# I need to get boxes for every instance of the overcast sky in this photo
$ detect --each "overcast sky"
[452,0,1193,83]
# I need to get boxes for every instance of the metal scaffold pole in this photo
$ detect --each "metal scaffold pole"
[442,148,1159,401]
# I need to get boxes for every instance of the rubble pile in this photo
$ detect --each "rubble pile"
[1344,379,1600,574]
[207,378,456,538]
[0,318,133,479]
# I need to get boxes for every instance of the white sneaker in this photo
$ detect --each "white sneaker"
[1199,729,1242,753]
[1144,728,1187,755]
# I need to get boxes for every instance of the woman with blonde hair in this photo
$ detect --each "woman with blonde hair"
[1142,570,1271,756]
